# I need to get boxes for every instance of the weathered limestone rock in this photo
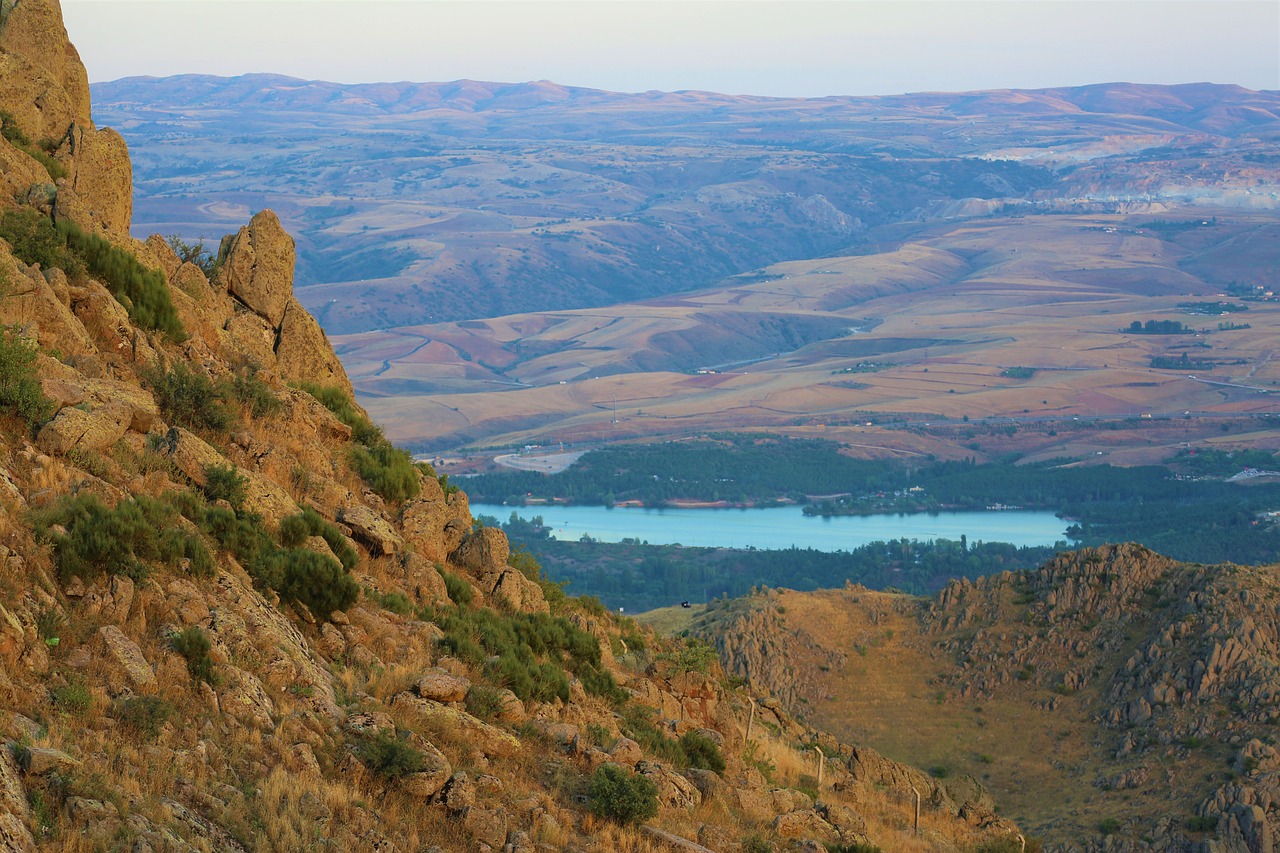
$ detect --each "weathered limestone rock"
[223,310,278,369]
[24,746,80,775]
[217,667,276,731]
[402,488,471,564]
[276,297,353,397]
[0,0,91,140]
[58,123,132,235]
[608,737,643,766]
[774,809,838,842]
[221,210,294,328]
[164,429,299,526]
[399,552,451,607]
[401,739,452,800]
[490,569,550,615]
[391,693,520,757]
[96,624,155,687]
[36,401,131,455]
[414,669,470,703]
[451,526,509,574]
[0,746,35,852]
[0,261,94,355]
[339,504,401,556]
[636,761,702,809]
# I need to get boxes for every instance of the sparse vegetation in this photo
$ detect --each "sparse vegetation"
[587,763,658,825]
[299,382,421,503]
[148,361,235,434]
[170,625,219,685]
[355,730,424,780]
[36,492,212,583]
[0,325,54,432]
[113,695,173,740]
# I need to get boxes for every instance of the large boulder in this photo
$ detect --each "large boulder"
[276,297,353,397]
[56,125,132,235]
[0,0,91,140]
[221,210,295,328]
[339,504,401,556]
[450,527,509,575]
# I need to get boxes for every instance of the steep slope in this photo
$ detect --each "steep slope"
[0,2,1024,850]
[697,543,1280,851]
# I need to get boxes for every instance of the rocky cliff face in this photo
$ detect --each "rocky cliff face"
[0,2,1021,851]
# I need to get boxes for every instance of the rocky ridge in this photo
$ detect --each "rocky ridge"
[699,544,1280,852]
[0,2,1021,850]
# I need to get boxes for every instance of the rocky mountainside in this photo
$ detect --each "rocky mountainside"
[695,544,1280,851]
[0,2,1025,850]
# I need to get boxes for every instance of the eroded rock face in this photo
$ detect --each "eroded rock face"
[276,297,353,397]
[221,210,295,329]
[0,0,90,139]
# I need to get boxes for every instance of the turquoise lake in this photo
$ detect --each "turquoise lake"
[470,503,1072,551]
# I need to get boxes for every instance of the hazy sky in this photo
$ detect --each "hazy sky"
[64,1,1279,97]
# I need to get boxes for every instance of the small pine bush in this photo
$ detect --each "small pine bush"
[60,220,184,338]
[0,325,54,432]
[203,463,248,510]
[38,493,210,583]
[148,361,234,434]
[113,695,172,740]
[275,548,358,621]
[587,764,658,825]
[356,731,424,780]
[679,730,726,773]
[170,625,218,685]
[0,207,74,272]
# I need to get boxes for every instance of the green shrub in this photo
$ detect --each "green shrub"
[170,625,218,685]
[298,382,420,503]
[148,362,234,434]
[275,548,358,621]
[367,588,413,616]
[297,382,381,444]
[1098,818,1121,836]
[464,684,506,722]
[828,844,884,853]
[679,730,726,773]
[37,493,210,583]
[0,110,66,180]
[356,731,424,780]
[61,221,183,338]
[0,207,74,273]
[658,637,718,675]
[228,368,280,419]
[0,325,53,431]
[165,235,219,280]
[203,463,248,510]
[279,507,358,570]
[349,441,420,503]
[51,681,93,716]
[587,764,658,825]
[113,695,172,740]
[1186,816,1218,832]
[438,566,474,606]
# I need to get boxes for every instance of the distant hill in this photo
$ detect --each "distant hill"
[92,76,1280,334]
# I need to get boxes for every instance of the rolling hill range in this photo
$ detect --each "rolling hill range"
[90,76,1280,457]
[92,76,1280,336]
[340,209,1280,461]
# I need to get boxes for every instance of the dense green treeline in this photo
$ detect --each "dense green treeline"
[466,439,1280,609]
[484,524,1057,612]
[464,435,919,506]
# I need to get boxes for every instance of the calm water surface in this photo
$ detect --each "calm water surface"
[470,503,1071,551]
